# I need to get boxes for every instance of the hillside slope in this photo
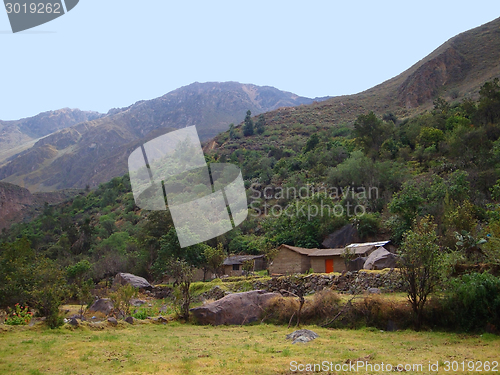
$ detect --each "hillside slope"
[206,17,500,155]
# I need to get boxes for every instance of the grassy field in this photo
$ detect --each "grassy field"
[0,322,499,375]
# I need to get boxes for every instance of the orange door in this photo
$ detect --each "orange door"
[325,259,334,273]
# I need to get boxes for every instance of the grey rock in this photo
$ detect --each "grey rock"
[114,273,152,290]
[107,317,118,326]
[286,329,319,344]
[130,299,146,307]
[125,316,134,324]
[68,317,79,326]
[368,287,381,294]
[88,298,113,315]
[190,290,280,326]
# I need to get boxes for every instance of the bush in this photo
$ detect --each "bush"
[5,304,32,325]
[109,284,138,317]
[442,272,500,332]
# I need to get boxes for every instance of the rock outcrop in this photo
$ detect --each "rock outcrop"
[88,298,113,315]
[0,182,34,230]
[190,290,280,325]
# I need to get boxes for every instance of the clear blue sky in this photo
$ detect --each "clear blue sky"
[1,1,500,120]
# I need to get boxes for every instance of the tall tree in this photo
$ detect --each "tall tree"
[398,216,442,331]
[255,114,266,134]
[243,110,254,136]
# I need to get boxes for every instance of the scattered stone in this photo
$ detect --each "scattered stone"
[149,316,168,324]
[68,317,79,327]
[368,288,381,294]
[88,298,113,315]
[201,285,226,301]
[286,329,319,344]
[130,299,146,307]
[125,316,134,324]
[152,286,173,299]
[114,273,152,290]
[107,317,118,326]
[190,290,280,325]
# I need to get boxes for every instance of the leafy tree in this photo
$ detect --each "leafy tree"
[30,258,69,328]
[66,259,93,316]
[383,112,397,124]
[242,259,255,276]
[476,78,500,125]
[303,133,320,153]
[152,227,205,280]
[0,238,35,307]
[203,243,226,278]
[229,123,236,140]
[167,259,194,320]
[433,97,450,115]
[398,216,442,330]
[109,284,138,317]
[353,112,393,157]
[255,114,266,134]
[243,110,254,136]
[417,127,444,150]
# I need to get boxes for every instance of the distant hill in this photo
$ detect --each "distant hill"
[205,17,500,154]
[0,108,103,166]
[0,82,324,191]
[0,181,78,230]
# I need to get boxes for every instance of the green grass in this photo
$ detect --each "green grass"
[0,323,498,374]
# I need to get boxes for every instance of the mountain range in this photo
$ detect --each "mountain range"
[0,82,325,191]
[1,17,500,195]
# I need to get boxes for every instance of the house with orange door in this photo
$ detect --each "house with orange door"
[269,241,391,274]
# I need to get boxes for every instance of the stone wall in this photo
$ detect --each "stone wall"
[253,270,404,295]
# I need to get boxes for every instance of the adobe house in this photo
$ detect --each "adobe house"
[268,244,318,274]
[270,241,391,274]
[223,254,266,276]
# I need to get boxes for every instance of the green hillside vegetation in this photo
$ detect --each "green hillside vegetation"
[1,80,500,332]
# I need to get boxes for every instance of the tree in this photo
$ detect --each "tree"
[242,259,255,276]
[255,114,266,134]
[229,123,236,140]
[417,127,445,150]
[340,247,355,269]
[398,216,442,330]
[243,110,254,136]
[167,259,194,320]
[66,259,93,317]
[303,133,320,153]
[476,78,500,125]
[353,112,393,157]
[203,243,226,278]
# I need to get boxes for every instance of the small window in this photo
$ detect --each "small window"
[233,264,239,271]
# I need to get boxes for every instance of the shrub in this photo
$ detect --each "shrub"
[5,304,32,325]
[109,284,138,317]
[443,272,500,332]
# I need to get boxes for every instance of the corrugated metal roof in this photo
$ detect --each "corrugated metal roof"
[346,241,390,248]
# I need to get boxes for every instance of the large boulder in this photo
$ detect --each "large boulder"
[348,256,367,271]
[322,224,358,248]
[190,290,280,325]
[114,273,152,290]
[363,247,398,270]
[88,298,113,315]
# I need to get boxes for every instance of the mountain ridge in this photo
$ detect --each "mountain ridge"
[0,82,325,191]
